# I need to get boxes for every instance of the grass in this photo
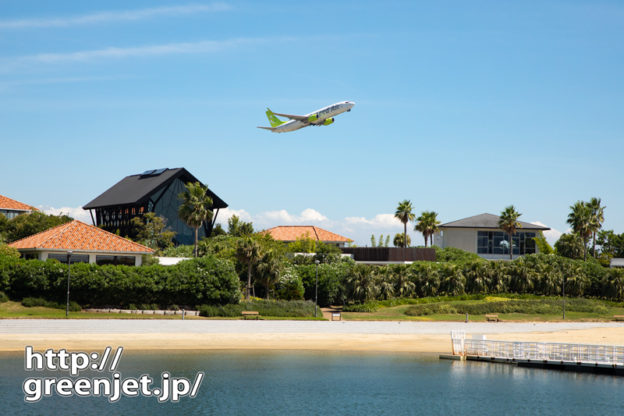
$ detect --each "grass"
[0,300,326,320]
[341,296,624,322]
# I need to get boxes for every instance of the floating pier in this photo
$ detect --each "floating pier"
[441,330,624,376]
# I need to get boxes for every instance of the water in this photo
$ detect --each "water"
[2,350,624,415]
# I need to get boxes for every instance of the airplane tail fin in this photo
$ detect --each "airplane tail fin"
[266,108,285,127]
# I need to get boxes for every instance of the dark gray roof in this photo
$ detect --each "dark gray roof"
[440,213,550,230]
[83,168,228,210]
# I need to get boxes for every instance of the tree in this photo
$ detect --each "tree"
[597,230,624,258]
[236,237,262,300]
[178,181,213,257]
[415,211,440,248]
[4,212,73,242]
[533,232,554,255]
[394,200,415,248]
[212,223,227,236]
[587,197,605,258]
[498,206,521,260]
[554,233,585,259]
[370,234,376,247]
[227,215,254,237]
[393,233,411,247]
[567,201,592,261]
[384,235,390,247]
[256,249,282,299]
[130,213,175,252]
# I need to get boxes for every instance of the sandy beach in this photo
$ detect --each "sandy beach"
[1,320,624,353]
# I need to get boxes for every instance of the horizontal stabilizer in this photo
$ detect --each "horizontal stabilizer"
[257,126,275,131]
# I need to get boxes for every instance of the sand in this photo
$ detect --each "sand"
[2,320,624,354]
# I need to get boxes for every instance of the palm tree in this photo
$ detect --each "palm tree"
[567,201,593,261]
[394,200,415,248]
[236,237,262,300]
[393,233,411,248]
[587,197,605,258]
[256,250,282,299]
[415,211,441,247]
[178,181,213,257]
[498,206,522,260]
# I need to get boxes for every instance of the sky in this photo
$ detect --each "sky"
[1,0,623,246]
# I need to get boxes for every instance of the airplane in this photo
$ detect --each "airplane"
[257,101,355,133]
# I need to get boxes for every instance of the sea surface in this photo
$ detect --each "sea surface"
[2,350,623,415]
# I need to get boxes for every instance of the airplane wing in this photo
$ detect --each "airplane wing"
[272,112,309,122]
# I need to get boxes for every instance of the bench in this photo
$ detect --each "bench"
[485,314,499,322]
[242,311,260,320]
[613,315,624,321]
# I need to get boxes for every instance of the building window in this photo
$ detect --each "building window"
[477,231,536,255]
[96,255,136,266]
[48,253,90,264]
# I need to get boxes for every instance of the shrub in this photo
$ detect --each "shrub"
[21,297,81,311]
[0,291,8,303]
[199,299,317,317]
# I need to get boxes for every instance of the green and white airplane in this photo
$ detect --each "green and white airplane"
[257,101,355,133]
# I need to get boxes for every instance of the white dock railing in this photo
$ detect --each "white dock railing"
[451,332,624,365]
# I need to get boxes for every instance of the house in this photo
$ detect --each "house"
[9,220,153,265]
[83,168,227,245]
[0,194,37,220]
[434,213,550,260]
[262,225,353,248]
[611,258,624,268]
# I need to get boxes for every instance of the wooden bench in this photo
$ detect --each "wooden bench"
[485,314,499,322]
[242,311,260,320]
[613,315,624,321]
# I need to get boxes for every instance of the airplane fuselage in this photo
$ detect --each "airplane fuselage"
[270,101,355,133]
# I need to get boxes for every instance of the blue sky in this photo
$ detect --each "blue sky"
[1,0,622,245]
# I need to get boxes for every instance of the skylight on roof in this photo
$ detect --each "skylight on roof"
[140,168,167,177]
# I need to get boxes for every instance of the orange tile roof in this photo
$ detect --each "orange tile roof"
[0,194,37,212]
[9,220,153,253]
[262,226,352,243]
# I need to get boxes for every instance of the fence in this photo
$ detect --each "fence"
[452,333,624,365]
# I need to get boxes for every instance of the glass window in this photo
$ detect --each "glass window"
[48,253,90,264]
[477,230,537,255]
[96,255,136,266]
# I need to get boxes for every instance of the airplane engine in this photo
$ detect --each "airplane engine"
[322,117,334,126]
[308,114,319,122]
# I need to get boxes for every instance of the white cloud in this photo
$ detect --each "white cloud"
[345,213,401,228]
[529,221,564,245]
[40,206,92,224]
[0,3,231,29]
[257,208,329,226]
[1,36,300,71]
[214,207,252,225]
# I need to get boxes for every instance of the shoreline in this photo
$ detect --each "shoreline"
[1,320,623,353]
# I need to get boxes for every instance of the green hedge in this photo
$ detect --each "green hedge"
[405,297,609,316]
[21,297,81,311]
[0,255,241,308]
[199,299,317,317]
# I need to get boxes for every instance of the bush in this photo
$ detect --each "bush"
[0,291,8,303]
[405,297,608,316]
[2,255,241,308]
[21,297,81,311]
[199,299,318,318]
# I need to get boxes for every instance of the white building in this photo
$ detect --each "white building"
[434,213,550,260]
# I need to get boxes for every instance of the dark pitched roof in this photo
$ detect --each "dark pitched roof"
[83,168,227,210]
[440,213,550,230]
